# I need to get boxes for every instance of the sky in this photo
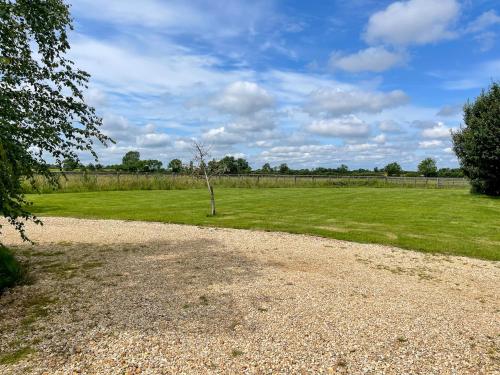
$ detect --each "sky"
[68,0,500,170]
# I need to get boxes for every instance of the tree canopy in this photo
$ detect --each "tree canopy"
[452,82,500,196]
[418,158,438,177]
[0,0,109,239]
[168,158,183,173]
[383,162,402,176]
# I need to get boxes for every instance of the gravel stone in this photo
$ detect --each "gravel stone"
[0,217,499,374]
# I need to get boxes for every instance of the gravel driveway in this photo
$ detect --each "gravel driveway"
[1,217,499,374]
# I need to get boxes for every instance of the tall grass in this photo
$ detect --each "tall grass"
[22,173,469,194]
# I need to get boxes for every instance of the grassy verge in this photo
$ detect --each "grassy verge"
[28,187,500,260]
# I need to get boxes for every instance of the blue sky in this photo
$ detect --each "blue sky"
[69,0,499,170]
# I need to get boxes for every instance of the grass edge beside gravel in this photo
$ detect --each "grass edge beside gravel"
[25,188,500,261]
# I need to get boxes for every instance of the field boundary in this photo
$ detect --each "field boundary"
[48,172,469,188]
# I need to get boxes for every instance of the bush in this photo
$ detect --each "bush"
[0,245,28,293]
[452,82,500,196]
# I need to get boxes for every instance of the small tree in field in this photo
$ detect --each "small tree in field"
[0,0,110,240]
[122,151,141,171]
[168,158,183,173]
[192,142,216,216]
[418,158,438,177]
[452,82,500,196]
[279,163,290,174]
[261,163,273,173]
[383,162,402,176]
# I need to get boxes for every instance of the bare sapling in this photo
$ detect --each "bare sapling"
[192,141,216,216]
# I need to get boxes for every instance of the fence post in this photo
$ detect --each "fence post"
[294,176,297,185]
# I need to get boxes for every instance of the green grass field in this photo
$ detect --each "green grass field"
[28,188,500,260]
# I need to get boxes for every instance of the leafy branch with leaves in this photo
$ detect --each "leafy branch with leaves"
[0,0,110,240]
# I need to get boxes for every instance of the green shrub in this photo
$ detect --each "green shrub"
[452,81,500,196]
[0,245,28,293]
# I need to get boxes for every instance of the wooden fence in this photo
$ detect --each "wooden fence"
[54,172,469,189]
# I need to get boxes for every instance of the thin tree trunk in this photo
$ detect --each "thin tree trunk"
[202,165,215,216]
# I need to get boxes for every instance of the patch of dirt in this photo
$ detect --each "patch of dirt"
[0,217,499,374]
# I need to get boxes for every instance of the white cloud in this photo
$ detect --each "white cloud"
[372,134,387,144]
[211,81,274,115]
[202,126,246,145]
[101,115,137,142]
[364,0,460,46]
[421,122,452,139]
[257,142,411,168]
[72,0,275,39]
[465,10,500,34]
[305,88,408,116]
[174,140,194,151]
[329,47,406,73]
[70,35,253,94]
[413,120,440,129]
[379,120,403,132]
[225,114,276,132]
[437,104,462,117]
[136,133,172,148]
[85,88,108,108]
[306,115,370,138]
[419,140,443,149]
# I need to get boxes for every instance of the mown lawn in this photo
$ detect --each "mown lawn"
[28,188,500,260]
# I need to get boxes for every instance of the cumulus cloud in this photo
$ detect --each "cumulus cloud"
[413,120,439,129]
[85,88,108,108]
[372,134,387,144]
[379,120,403,132]
[257,142,410,168]
[329,47,406,73]
[101,115,138,142]
[364,0,460,46]
[202,126,246,145]
[225,114,276,132]
[421,122,452,139]
[419,140,443,148]
[211,81,274,115]
[100,115,175,152]
[305,88,408,116]
[306,115,370,138]
[136,133,172,148]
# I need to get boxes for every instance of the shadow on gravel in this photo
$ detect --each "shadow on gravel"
[95,237,264,334]
[1,237,263,365]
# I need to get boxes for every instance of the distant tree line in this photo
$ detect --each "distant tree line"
[59,152,464,178]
